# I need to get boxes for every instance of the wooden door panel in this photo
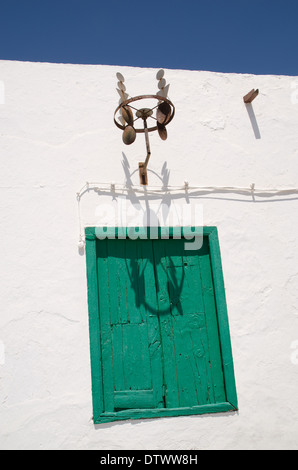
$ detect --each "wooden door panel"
[97,238,164,411]
[152,237,226,408]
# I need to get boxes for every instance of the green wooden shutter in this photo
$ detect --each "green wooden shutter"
[85,227,237,423]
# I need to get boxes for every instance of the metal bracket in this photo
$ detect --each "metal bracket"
[243,89,259,103]
[138,116,151,185]
[138,162,148,185]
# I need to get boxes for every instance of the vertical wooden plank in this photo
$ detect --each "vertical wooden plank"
[125,239,144,324]
[111,323,125,391]
[198,237,226,403]
[106,239,128,325]
[153,239,171,315]
[153,239,180,408]
[122,322,140,390]
[139,240,164,408]
[170,313,200,407]
[107,238,144,326]
[121,322,152,391]
[166,238,185,318]
[185,252,211,404]
[97,238,115,412]
[164,238,204,316]
[188,316,212,405]
[163,239,206,407]
[208,228,238,409]
[85,230,104,418]
[105,239,119,325]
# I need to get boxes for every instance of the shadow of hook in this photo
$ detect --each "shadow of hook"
[245,103,261,139]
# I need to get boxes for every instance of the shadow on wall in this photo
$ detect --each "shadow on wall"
[121,152,170,190]
[245,103,261,139]
[120,152,175,228]
[93,409,239,431]
[77,152,298,256]
[83,153,298,205]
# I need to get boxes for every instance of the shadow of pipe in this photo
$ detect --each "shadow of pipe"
[245,103,261,139]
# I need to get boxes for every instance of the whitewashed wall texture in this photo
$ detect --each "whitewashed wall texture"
[0,60,298,449]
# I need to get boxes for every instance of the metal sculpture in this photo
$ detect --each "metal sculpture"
[114,70,175,185]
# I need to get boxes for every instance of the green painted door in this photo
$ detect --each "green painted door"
[96,235,226,413]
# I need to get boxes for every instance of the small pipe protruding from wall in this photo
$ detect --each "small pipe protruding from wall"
[243,89,259,103]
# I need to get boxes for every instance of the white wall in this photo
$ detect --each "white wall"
[1,59,298,450]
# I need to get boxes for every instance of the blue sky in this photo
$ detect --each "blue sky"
[0,0,297,76]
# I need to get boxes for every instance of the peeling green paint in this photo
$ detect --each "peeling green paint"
[85,227,237,423]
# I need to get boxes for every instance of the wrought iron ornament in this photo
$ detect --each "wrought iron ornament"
[114,70,175,185]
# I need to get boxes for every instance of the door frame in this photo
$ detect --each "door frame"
[85,226,238,423]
